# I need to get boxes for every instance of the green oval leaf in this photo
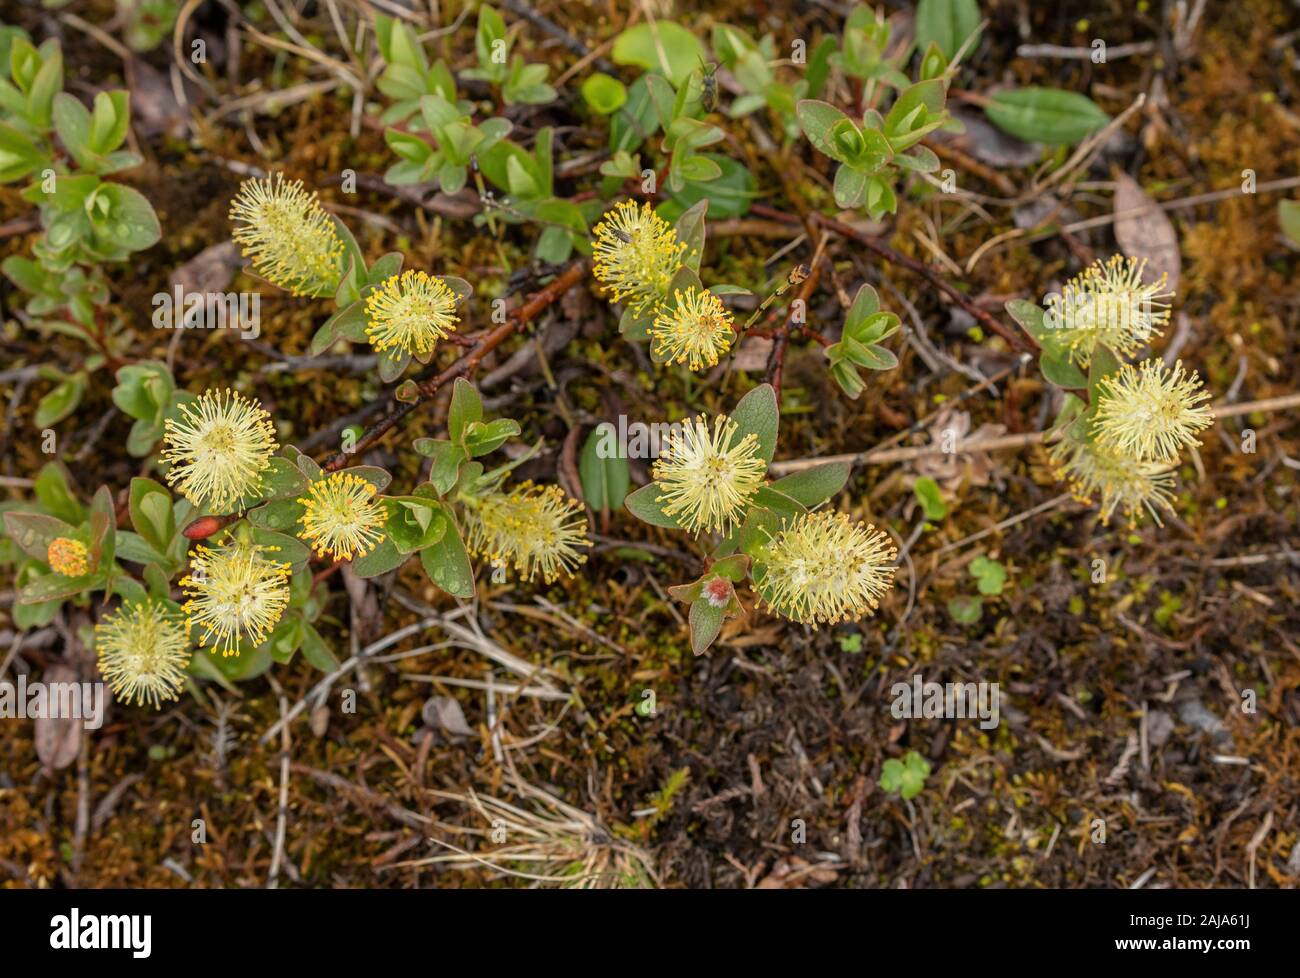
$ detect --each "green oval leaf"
[129,477,175,551]
[1279,199,1300,247]
[797,99,853,162]
[420,522,475,598]
[581,72,627,114]
[729,383,779,465]
[985,87,1110,146]
[579,426,631,512]
[913,476,948,520]
[624,483,680,529]
[35,372,86,427]
[92,182,161,252]
[1039,350,1088,389]
[351,535,405,578]
[915,0,982,61]
[688,598,725,656]
[612,23,704,87]
[768,461,851,508]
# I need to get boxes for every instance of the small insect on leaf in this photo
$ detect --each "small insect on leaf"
[698,58,718,113]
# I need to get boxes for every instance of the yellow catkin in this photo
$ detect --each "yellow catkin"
[464,482,589,584]
[1093,358,1214,463]
[160,388,278,513]
[297,472,387,561]
[46,537,89,577]
[591,200,686,317]
[95,600,192,709]
[1049,437,1177,526]
[229,173,345,296]
[1046,255,1172,365]
[363,270,460,357]
[755,511,897,627]
[650,287,736,371]
[181,539,292,656]
[652,415,766,535]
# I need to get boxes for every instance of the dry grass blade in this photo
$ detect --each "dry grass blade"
[390,784,658,889]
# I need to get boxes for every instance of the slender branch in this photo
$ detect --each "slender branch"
[1214,392,1300,418]
[764,252,824,397]
[320,260,587,471]
[1016,41,1156,60]
[754,205,1039,357]
[761,152,831,398]
[267,692,291,889]
[501,0,617,71]
[767,392,1300,475]
[0,215,39,239]
[746,323,830,347]
[750,205,1097,410]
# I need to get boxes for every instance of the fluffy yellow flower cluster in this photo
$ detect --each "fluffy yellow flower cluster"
[95,600,192,708]
[298,472,387,561]
[364,269,461,357]
[756,511,897,627]
[46,536,89,577]
[181,538,292,657]
[591,200,684,316]
[591,201,736,371]
[1049,438,1179,526]
[1047,259,1215,525]
[651,287,736,372]
[161,389,278,513]
[1046,255,1172,366]
[1092,359,1214,465]
[652,414,766,535]
[464,482,590,584]
[229,173,344,297]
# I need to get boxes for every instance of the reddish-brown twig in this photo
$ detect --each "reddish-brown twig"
[763,252,825,398]
[0,215,39,239]
[748,204,1100,408]
[320,259,587,471]
[181,262,587,541]
[759,151,838,397]
[746,325,831,347]
[752,204,1039,357]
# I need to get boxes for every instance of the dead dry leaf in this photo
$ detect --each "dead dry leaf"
[310,704,331,738]
[755,855,840,889]
[423,696,474,737]
[1113,171,1180,292]
[913,408,1006,491]
[941,109,1041,170]
[34,664,82,771]
[126,57,188,138]
[172,241,241,295]
[722,622,782,649]
[729,335,772,373]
